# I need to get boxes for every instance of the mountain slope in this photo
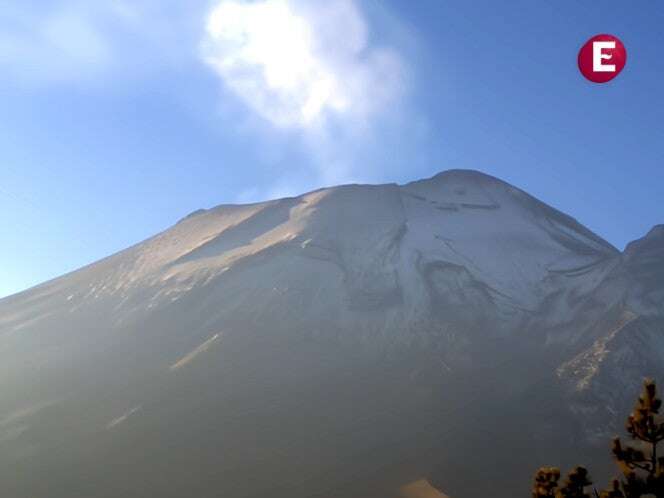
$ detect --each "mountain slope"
[0,170,660,498]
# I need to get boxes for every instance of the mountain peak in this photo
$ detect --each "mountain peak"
[425,168,507,185]
[646,224,664,239]
[624,224,664,260]
[0,169,660,498]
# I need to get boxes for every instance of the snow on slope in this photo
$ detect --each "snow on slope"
[0,169,659,498]
[556,223,664,438]
[0,169,626,409]
[1,170,618,328]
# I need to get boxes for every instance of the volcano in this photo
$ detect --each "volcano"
[1,170,662,497]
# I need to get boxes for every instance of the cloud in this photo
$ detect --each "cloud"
[200,0,419,197]
[0,0,421,199]
[200,0,407,130]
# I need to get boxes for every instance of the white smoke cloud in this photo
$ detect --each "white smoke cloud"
[200,0,407,130]
[0,0,419,197]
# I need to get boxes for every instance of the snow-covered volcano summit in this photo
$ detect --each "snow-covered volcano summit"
[0,170,660,498]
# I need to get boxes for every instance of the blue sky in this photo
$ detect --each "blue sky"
[1,0,663,298]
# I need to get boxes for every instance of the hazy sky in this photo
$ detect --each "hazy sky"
[1,0,663,298]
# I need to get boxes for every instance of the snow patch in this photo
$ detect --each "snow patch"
[170,333,222,371]
[106,405,142,430]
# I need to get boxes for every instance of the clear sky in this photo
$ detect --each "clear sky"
[1,0,662,298]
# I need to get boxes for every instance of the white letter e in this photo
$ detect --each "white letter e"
[593,41,616,72]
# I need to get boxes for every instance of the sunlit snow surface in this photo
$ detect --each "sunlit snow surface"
[0,170,661,498]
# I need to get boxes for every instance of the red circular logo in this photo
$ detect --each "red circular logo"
[578,34,627,83]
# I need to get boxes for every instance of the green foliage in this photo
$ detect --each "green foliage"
[559,466,593,498]
[607,378,664,497]
[532,379,664,498]
[531,466,592,498]
[533,467,561,497]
